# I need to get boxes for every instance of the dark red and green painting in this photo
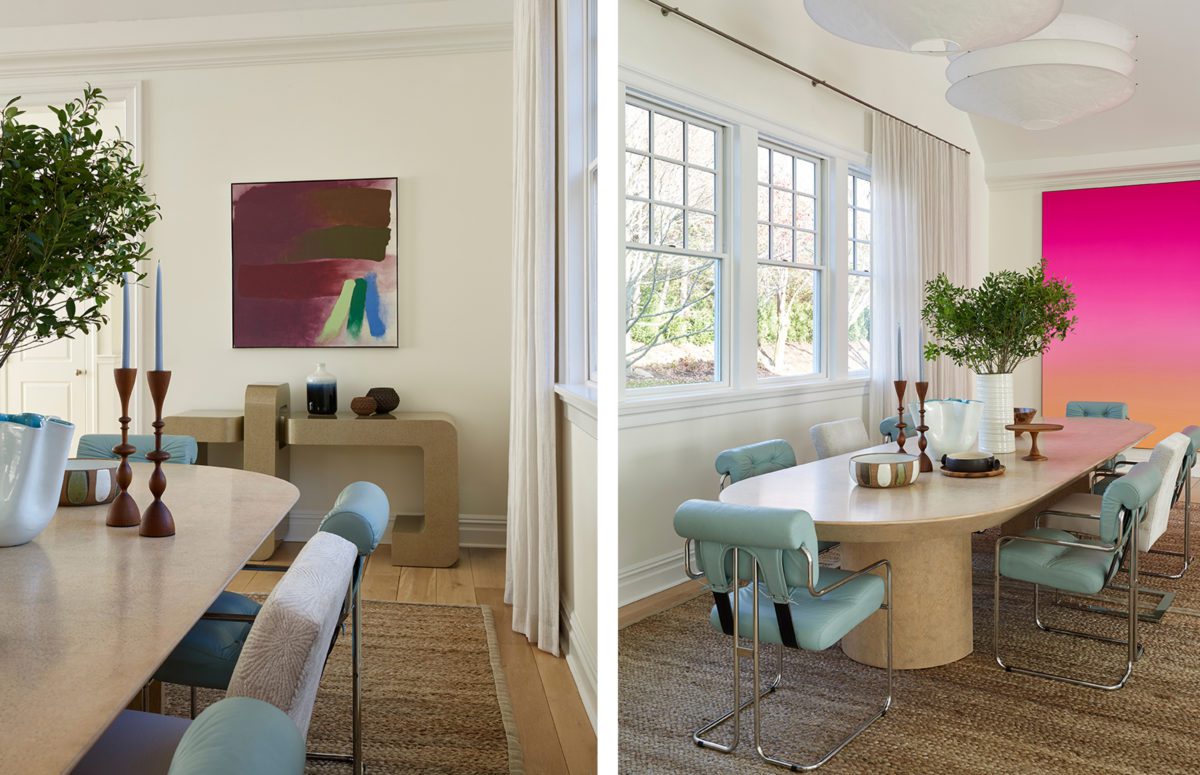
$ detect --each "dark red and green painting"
[232,177,397,347]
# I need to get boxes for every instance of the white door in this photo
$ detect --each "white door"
[4,337,89,431]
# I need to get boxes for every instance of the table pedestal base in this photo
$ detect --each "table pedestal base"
[839,533,973,669]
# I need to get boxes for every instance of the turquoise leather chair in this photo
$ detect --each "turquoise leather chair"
[1066,401,1130,482]
[72,697,304,775]
[713,440,835,554]
[1092,424,1199,581]
[77,433,199,464]
[154,482,388,775]
[994,460,1160,690]
[674,500,891,770]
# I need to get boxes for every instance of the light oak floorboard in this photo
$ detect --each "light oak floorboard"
[228,543,595,775]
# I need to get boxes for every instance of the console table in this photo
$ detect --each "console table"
[165,385,459,568]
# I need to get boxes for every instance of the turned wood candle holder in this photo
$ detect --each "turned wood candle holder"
[140,370,175,537]
[106,368,141,528]
[915,380,933,472]
[893,380,908,453]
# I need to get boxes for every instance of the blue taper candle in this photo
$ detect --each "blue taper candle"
[121,273,131,369]
[154,264,163,371]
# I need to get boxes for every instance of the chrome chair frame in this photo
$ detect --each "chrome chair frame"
[994,506,1143,691]
[691,546,892,771]
[200,555,366,774]
[1095,460,1193,579]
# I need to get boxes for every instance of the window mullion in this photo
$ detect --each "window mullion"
[829,157,851,382]
[733,126,760,391]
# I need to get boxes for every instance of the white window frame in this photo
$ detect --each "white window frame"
[618,72,871,411]
[621,91,730,398]
[754,139,825,383]
[847,167,873,376]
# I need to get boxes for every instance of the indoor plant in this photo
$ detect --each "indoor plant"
[0,87,159,541]
[921,260,1077,453]
[0,86,160,370]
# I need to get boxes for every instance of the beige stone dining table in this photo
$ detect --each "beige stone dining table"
[718,417,1154,670]
[0,462,299,774]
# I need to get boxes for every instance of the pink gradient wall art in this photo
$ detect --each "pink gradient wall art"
[1043,181,1200,447]
[232,177,398,348]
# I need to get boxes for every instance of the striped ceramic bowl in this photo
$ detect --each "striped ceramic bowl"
[849,453,920,489]
[59,459,119,507]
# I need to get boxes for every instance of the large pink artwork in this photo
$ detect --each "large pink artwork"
[1043,181,1200,447]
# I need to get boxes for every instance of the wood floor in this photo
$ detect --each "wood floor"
[228,543,596,775]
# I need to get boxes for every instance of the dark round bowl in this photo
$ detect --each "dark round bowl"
[941,452,1001,474]
[366,387,400,414]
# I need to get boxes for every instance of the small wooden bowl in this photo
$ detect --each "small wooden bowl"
[350,396,378,416]
[59,459,118,507]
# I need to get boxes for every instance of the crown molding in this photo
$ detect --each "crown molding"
[986,144,1200,191]
[0,23,512,79]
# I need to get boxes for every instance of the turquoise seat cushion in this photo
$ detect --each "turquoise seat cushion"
[155,591,260,690]
[878,412,911,442]
[708,569,885,651]
[77,433,199,465]
[998,528,1115,595]
[169,697,306,775]
[318,481,389,555]
[1066,401,1129,419]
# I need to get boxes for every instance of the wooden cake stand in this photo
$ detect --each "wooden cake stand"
[1006,422,1064,461]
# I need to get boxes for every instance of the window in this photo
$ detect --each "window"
[847,171,872,373]
[756,143,821,378]
[623,99,723,388]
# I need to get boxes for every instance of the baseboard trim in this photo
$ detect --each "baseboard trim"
[618,548,687,608]
[284,510,506,548]
[561,602,597,730]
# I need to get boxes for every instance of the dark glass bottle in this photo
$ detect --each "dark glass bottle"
[306,363,337,415]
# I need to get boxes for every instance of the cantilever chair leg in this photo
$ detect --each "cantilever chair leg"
[1143,477,1193,580]
[995,537,1140,690]
[308,557,366,774]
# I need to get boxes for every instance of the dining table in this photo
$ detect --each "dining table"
[719,416,1154,670]
[0,462,299,774]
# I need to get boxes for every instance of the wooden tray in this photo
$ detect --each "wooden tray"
[940,464,1005,479]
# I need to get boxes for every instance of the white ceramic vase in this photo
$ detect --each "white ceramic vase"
[909,399,982,455]
[0,413,75,547]
[975,373,1015,454]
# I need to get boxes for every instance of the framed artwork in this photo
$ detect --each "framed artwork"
[231,177,398,348]
[1043,180,1200,447]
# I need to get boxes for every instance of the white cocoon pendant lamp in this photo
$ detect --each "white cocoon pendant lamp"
[945,14,1137,130]
[802,0,1063,55]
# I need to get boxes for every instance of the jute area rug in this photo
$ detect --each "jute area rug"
[164,600,524,775]
[620,500,1200,774]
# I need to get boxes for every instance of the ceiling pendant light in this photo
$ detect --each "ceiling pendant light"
[803,0,1063,56]
[945,14,1136,130]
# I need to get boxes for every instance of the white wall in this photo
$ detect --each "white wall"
[617,0,989,604]
[0,8,515,531]
[558,397,597,725]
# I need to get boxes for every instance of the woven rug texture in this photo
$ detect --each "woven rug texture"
[620,497,1200,774]
[164,600,523,775]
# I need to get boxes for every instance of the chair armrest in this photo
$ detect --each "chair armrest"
[1036,509,1102,528]
[168,697,305,775]
[242,563,287,573]
[201,612,258,624]
[997,532,1119,554]
[799,545,890,599]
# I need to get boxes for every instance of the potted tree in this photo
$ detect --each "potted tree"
[0,86,160,544]
[921,260,1076,454]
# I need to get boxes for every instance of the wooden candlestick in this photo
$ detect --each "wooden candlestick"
[140,370,175,537]
[915,380,933,472]
[106,368,141,528]
[893,380,908,453]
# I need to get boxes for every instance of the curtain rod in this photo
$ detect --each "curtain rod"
[645,0,972,156]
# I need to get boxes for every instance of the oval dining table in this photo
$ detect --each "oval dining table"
[0,462,299,775]
[719,416,1154,670]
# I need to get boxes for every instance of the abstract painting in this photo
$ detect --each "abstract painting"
[232,177,398,348]
[1043,181,1200,447]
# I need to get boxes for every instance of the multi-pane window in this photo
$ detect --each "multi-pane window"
[847,171,872,373]
[756,143,821,378]
[624,100,722,388]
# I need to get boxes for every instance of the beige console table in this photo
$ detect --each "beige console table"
[286,411,459,567]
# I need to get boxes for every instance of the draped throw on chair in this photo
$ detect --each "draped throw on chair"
[505,0,559,656]
[870,114,971,430]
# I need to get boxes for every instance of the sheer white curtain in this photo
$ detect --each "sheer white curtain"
[870,114,971,431]
[505,0,559,655]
